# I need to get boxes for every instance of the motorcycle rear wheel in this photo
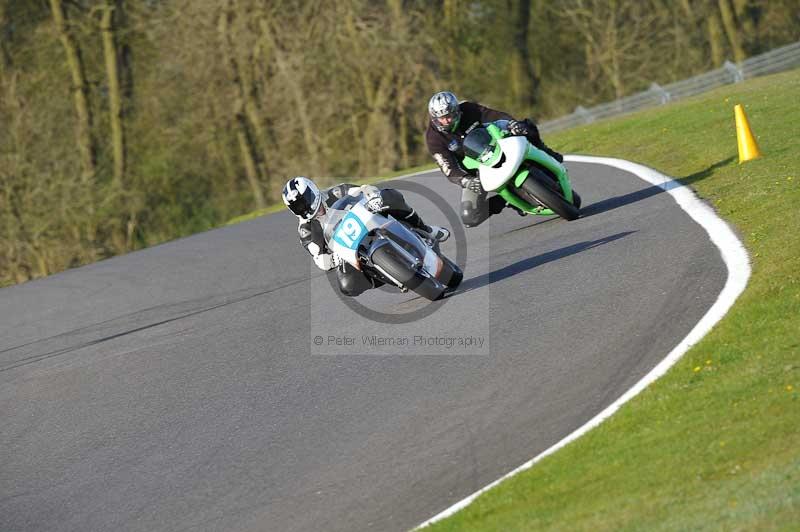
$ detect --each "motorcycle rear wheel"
[439,255,463,290]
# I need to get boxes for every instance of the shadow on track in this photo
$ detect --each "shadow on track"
[447,231,636,297]
[498,216,560,236]
[579,186,665,218]
[579,157,734,218]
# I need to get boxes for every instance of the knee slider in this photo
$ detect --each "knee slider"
[339,274,370,297]
[461,201,484,227]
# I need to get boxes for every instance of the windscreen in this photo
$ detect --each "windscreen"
[377,220,427,260]
[462,127,494,161]
[321,195,360,242]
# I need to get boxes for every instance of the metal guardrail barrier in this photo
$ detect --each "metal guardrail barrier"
[540,40,800,133]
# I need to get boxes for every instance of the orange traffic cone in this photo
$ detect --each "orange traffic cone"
[734,104,761,163]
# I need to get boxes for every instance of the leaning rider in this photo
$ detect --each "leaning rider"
[425,90,564,227]
[282,177,450,297]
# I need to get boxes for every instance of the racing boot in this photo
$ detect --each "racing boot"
[404,209,450,242]
[421,225,451,242]
[534,140,564,163]
[542,145,564,164]
[529,129,564,163]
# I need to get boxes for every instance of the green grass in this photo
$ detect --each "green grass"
[427,69,800,530]
[224,203,286,226]
[223,163,437,226]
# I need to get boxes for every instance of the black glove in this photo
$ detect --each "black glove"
[508,119,531,137]
[461,176,484,194]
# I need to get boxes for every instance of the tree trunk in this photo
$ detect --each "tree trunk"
[0,71,23,283]
[101,3,125,190]
[707,11,726,67]
[510,0,539,111]
[50,0,97,252]
[678,0,695,21]
[235,110,265,211]
[365,70,395,173]
[115,0,134,107]
[101,2,131,252]
[259,17,321,176]
[226,2,272,198]
[0,5,10,77]
[443,0,460,82]
[717,0,746,62]
[208,100,240,196]
[49,0,96,186]
[732,0,755,39]
[218,2,266,210]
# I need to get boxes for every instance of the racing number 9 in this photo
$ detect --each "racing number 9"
[336,218,362,247]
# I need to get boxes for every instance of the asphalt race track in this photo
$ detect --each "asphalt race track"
[0,161,727,532]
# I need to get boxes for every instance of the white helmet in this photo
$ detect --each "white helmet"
[428,91,461,132]
[282,176,322,220]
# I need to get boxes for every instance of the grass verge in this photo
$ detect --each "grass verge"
[427,68,800,530]
[223,163,437,226]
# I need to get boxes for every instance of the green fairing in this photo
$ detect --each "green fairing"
[463,156,480,170]
[524,146,574,203]
[486,123,504,140]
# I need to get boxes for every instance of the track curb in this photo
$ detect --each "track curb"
[414,155,751,528]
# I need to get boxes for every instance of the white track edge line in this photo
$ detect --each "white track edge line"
[414,154,751,529]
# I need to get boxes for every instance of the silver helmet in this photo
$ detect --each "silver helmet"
[282,176,322,220]
[428,91,461,132]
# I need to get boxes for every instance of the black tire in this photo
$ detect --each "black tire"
[414,276,448,301]
[371,245,446,301]
[370,245,417,285]
[519,166,581,221]
[439,255,463,289]
[572,190,582,209]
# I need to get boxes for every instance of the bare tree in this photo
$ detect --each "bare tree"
[707,8,727,66]
[100,1,126,190]
[260,24,319,176]
[0,4,10,77]
[509,0,539,110]
[218,0,266,209]
[559,0,662,99]
[49,0,96,186]
[717,0,747,62]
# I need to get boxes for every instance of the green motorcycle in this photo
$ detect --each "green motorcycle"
[461,121,581,220]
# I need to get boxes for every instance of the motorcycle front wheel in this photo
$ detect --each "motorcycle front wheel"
[519,166,581,221]
[370,245,448,301]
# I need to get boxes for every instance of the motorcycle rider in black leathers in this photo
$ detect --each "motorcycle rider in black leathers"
[282,177,450,297]
[425,91,564,227]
